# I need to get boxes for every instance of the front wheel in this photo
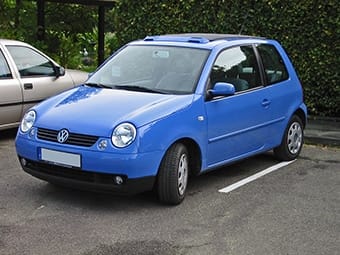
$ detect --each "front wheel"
[274,115,304,161]
[157,143,189,205]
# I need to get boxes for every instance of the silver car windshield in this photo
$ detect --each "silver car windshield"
[87,45,210,94]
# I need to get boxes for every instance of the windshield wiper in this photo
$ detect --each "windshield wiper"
[113,85,167,94]
[84,82,112,89]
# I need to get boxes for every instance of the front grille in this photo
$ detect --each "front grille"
[37,128,99,147]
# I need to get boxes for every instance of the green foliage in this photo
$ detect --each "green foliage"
[0,0,100,72]
[44,2,97,35]
[113,0,340,117]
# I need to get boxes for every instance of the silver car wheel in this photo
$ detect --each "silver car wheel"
[287,121,303,154]
[178,153,188,196]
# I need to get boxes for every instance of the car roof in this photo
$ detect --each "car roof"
[0,38,31,46]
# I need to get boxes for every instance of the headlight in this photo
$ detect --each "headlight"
[20,110,36,133]
[111,123,136,148]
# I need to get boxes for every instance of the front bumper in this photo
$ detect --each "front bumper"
[19,157,155,194]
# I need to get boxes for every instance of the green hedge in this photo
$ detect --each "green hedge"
[113,0,339,117]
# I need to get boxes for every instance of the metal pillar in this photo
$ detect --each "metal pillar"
[37,0,45,41]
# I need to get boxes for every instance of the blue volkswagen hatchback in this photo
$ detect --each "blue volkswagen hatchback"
[16,34,307,204]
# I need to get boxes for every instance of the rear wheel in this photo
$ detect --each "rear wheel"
[274,115,304,161]
[157,143,189,205]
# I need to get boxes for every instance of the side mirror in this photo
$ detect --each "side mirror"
[55,66,65,78]
[208,82,235,98]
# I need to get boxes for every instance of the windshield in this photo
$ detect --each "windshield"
[87,45,210,94]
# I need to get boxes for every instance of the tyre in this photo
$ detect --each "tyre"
[157,143,189,205]
[274,115,304,161]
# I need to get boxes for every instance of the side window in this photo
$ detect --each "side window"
[257,44,288,85]
[6,46,55,77]
[0,50,12,79]
[210,45,261,92]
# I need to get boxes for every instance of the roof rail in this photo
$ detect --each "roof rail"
[144,35,209,44]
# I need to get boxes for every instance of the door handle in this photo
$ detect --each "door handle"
[24,83,33,90]
[262,99,271,107]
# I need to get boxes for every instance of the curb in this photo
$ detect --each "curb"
[304,136,340,147]
[305,116,340,147]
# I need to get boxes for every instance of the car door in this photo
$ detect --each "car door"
[5,45,76,114]
[205,45,272,167]
[0,48,23,129]
[255,43,293,147]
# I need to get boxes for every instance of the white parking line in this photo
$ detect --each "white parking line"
[218,160,296,193]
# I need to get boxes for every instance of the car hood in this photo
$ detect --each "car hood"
[35,85,194,137]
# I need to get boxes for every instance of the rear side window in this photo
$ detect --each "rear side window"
[257,44,288,85]
[6,46,55,77]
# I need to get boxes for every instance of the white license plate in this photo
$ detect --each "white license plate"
[41,148,81,168]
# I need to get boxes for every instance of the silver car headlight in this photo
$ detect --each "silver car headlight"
[20,110,36,133]
[111,122,136,148]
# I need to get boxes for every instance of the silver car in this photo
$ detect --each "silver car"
[0,39,88,130]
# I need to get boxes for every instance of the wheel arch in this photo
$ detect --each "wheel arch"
[157,137,202,177]
[180,138,202,176]
[294,108,307,129]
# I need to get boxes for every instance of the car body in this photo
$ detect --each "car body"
[15,33,307,204]
[0,39,88,130]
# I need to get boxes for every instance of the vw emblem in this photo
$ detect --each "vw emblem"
[57,129,69,143]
